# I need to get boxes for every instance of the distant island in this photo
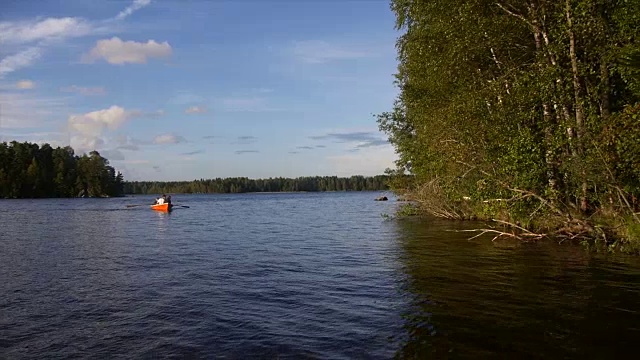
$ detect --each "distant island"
[0,141,124,199]
[0,141,389,198]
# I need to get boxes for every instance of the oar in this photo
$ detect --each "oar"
[126,204,146,208]
[173,205,190,208]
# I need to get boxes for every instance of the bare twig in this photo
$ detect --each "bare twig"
[504,187,566,218]
[495,3,536,29]
[458,228,522,242]
[457,217,548,242]
[493,219,528,233]
[460,165,477,179]
[613,185,640,223]
[529,202,546,219]
[492,219,547,239]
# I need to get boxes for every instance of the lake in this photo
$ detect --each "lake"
[1,192,640,358]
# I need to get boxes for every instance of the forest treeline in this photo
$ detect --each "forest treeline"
[0,141,124,198]
[0,140,389,197]
[378,0,640,250]
[123,175,390,194]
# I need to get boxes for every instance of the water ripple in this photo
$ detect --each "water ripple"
[2,193,640,358]
[0,193,404,359]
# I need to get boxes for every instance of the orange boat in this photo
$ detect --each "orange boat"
[150,203,173,212]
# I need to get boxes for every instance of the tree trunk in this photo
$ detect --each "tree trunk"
[600,61,611,120]
[566,0,588,212]
[530,2,560,199]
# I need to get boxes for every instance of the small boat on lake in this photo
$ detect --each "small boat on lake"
[151,194,173,212]
[150,203,173,212]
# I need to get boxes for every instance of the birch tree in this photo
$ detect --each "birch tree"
[379,0,640,242]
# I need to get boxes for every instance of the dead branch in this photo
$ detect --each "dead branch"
[529,202,546,219]
[552,218,595,239]
[477,166,568,218]
[495,3,536,29]
[613,185,640,223]
[458,228,522,242]
[492,219,536,235]
[456,217,547,242]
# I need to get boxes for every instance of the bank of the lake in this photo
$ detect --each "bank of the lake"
[122,175,390,195]
[378,0,640,254]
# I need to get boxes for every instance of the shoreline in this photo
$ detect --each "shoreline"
[1,190,391,200]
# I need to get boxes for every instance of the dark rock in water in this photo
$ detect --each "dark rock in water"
[375,196,388,201]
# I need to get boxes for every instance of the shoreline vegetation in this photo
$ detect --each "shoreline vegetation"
[123,175,389,194]
[0,141,124,199]
[0,141,390,198]
[377,0,640,253]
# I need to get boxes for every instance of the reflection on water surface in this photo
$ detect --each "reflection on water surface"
[1,194,639,358]
[394,218,640,359]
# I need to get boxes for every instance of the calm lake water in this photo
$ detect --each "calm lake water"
[1,192,640,359]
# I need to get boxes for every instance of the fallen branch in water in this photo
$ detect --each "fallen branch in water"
[458,228,521,242]
[456,218,547,242]
[411,178,468,220]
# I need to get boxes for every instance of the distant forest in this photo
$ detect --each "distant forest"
[0,141,389,198]
[0,141,124,198]
[123,175,390,194]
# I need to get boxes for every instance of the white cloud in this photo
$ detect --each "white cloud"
[292,40,370,64]
[0,47,41,78]
[68,105,129,137]
[153,134,186,144]
[82,37,172,65]
[185,105,207,114]
[0,17,92,44]
[0,0,153,78]
[67,105,153,152]
[60,85,106,96]
[70,135,105,152]
[114,0,152,21]
[16,80,36,89]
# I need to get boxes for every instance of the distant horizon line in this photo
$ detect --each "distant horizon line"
[125,174,392,182]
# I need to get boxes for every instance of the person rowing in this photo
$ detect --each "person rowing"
[154,194,167,205]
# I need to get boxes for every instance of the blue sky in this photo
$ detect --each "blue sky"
[0,0,400,181]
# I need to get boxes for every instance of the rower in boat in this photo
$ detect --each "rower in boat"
[151,194,173,212]
[154,194,167,205]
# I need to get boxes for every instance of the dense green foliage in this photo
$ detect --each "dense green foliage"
[0,141,124,198]
[379,0,640,249]
[124,175,389,194]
